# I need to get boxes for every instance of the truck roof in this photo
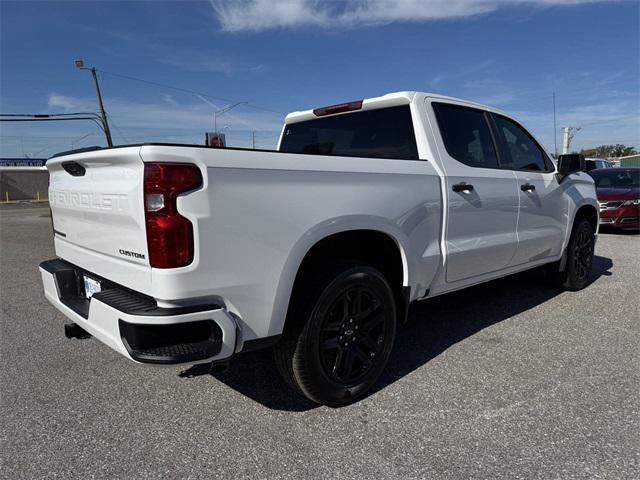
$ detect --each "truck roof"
[284,91,508,124]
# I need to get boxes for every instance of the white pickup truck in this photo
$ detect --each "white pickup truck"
[40,91,598,406]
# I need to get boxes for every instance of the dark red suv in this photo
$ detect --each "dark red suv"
[588,167,640,230]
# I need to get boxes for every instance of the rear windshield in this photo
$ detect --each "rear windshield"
[279,105,419,160]
[588,169,639,188]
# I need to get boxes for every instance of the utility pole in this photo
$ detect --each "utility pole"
[562,126,581,154]
[252,131,256,149]
[75,59,113,147]
[553,92,557,157]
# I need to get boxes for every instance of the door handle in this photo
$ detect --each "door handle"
[520,183,536,192]
[452,182,474,193]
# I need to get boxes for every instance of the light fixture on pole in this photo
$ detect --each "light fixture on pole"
[561,126,581,154]
[71,132,96,149]
[75,59,114,147]
[214,102,247,133]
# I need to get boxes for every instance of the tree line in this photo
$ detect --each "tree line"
[579,144,638,158]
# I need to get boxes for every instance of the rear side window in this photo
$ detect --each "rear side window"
[432,103,499,169]
[279,105,419,160]
[492,115,549,172]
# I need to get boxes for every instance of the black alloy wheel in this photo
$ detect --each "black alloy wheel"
[319,287,388,384]
[274,262,397,407]
[572,227,594,282]
[548,217,595,291]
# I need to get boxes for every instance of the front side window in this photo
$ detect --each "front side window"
[432,103,499,169]
[279,105,419,160]
[493,115,549,171]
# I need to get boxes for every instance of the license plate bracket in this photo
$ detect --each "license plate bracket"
[83,275,102,299]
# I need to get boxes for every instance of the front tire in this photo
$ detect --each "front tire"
[274,262,397,407]
[548,217,595,291]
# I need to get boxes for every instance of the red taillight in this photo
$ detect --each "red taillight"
[143,163,202,268]
[313,100,363,117]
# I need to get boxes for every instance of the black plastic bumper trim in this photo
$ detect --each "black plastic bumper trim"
[399,286,411,324]
[240,334,282,353]
[119,319,223,364]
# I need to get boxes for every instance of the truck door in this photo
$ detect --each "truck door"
[489,114,566,265]
[430,102,519,283]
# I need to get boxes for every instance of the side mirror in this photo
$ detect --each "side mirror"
[557,154,585,175]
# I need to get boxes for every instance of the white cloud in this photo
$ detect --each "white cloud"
[161,94,178,106]
[47,93,81,111]
[428,75,445,89]
[211,0,324,32]
[210,0,613,32]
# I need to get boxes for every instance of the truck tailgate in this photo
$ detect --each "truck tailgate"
[47,147,152,293]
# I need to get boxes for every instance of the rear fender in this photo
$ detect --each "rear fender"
[267,216,410,338]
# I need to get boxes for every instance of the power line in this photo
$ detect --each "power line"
[97,69,285,115]
[108,118,130,143]
[0,116,106,132]
[0,112,110,141]
[580,115,639,128]
[1,112,102,118]
[0,135,85,139]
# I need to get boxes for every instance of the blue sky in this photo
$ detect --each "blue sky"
[1,0,638,158]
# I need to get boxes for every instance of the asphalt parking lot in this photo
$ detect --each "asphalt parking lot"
[1,203,638,479]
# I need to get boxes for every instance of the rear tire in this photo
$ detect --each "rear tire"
[274,262,397,407]
[548,217,595,291]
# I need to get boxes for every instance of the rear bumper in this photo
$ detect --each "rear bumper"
[39,258,237,365]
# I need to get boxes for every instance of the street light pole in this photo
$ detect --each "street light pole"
[75,59,113,147]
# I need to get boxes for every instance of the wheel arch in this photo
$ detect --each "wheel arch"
[557,201,598,273]
[573,203,598,233]
[269,221,411,338]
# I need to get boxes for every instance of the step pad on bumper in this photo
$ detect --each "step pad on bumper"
[119,319,223,364]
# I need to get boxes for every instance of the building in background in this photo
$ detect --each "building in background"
[616,154,640,167]
[0,158,47,167]
[0,158,48,202]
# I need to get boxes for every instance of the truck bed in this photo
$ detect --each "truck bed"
[47,143,443,344]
